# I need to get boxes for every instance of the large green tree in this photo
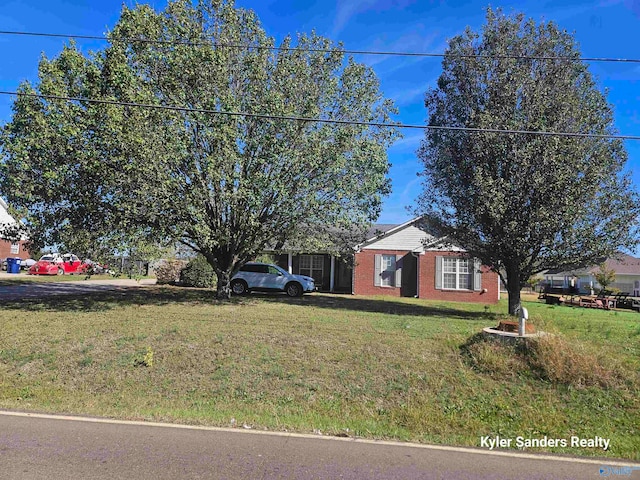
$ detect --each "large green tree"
[0,0,399,295]
[416,8,639,315]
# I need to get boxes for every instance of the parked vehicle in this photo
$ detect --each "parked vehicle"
[28,253,87,275]
[230,262,315,297]
[21,258,36,270]
[1,258,35,271]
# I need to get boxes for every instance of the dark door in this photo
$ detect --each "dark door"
[401,253,417,297]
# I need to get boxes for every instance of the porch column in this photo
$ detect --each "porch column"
[416,253,420,298]
[287,253,293,274]
[329,255,335,292]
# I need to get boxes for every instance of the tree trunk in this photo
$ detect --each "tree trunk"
[216,269,232,299]
[507,284,522,316]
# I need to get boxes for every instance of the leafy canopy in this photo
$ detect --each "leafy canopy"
[0,0,399,294]
[416,8,639,314]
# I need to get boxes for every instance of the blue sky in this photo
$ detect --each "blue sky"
[0,0,638,225]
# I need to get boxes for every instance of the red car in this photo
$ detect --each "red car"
[28,253,87,275]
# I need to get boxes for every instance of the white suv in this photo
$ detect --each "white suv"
[231,262,316,297]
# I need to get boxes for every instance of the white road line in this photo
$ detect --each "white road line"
[1,410,637,467]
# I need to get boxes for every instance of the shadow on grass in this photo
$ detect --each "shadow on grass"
[0,279,33,287]
[257,293,497,320]
[0,286,497,321]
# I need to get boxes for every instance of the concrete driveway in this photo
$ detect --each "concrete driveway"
[0,272,156,300]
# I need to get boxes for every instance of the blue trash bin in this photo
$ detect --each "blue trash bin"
[7,258,21,274]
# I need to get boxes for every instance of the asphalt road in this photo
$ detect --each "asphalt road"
[0,274,156,300]
[0,412,635,480]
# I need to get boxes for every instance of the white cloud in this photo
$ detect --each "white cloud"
[389,131,424,153]
[364,28,443,67]
[333,0,416,35]
[391,83,428,106]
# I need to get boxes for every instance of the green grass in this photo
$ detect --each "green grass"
[0,288,638,459]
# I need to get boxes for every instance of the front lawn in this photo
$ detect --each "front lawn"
[0,288,638,459]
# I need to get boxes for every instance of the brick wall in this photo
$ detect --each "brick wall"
[0,239,31,261]
[418,251,499,303]
[353,249,407,296]
[354,248,499,303]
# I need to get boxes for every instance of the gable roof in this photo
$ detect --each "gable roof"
[364,223,397,241]
[263,218,463,254]
[358,216,463,252]
[359,217,424,248]
[599,254,640,275]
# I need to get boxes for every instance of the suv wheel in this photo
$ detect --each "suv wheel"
[231,280,248,295]
[285,282,302,297]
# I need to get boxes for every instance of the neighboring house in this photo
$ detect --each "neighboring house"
[543,253,640,296]
[352,218,500,303]
[0,197,30,262]
[264,217,500,304]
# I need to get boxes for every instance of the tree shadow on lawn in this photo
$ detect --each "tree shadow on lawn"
[255,293,497,320]
[0,279,33,287]
[0,286,496,321]
[0,287,228,313]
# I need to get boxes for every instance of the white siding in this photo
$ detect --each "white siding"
[364,225,432,251]
[0,198,16,226]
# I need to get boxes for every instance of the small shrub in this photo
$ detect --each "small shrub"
[180,255,216,288]
[154,259,187,285]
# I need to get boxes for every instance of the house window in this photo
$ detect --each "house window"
[10,243,19,255]
[442,257,472,290]
[299,255,324,284]
[381,254,396,287]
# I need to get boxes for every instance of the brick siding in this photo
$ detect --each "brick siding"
[418,251,499,303]
[354,249,499,303]
[0,240,31,261]
[353,249,409,297]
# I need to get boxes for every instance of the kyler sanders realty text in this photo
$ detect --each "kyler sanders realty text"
[480,435,610,451]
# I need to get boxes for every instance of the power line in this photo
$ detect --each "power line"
[1,29,640,64]
[1,90,638,141]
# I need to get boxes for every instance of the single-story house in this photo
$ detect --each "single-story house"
[352,217,499,303]
[265,217,500,304]
[543,253,640,296]
[0,197,30,262]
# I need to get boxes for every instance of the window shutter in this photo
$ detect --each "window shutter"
[395,255,402,288]
[435,256,443,289]
[374,254,382,286]
[473,258,482,291]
